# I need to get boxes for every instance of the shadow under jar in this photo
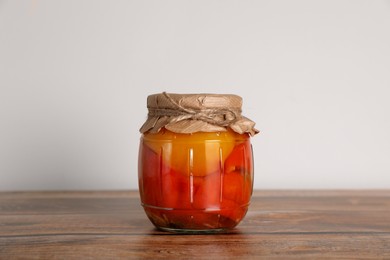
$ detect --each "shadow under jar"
[138,92,258,233]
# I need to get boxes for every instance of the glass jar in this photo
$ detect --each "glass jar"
[138,92,258,233]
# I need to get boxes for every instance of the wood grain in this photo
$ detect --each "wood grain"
[0,190,389,259]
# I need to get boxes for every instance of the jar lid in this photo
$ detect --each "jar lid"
[139,92,259,136]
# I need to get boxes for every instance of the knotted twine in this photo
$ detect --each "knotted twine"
[139,92,259,136]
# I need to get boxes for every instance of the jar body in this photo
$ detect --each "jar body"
[138,128,254,233]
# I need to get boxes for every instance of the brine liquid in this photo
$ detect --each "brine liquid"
[138,129,254,231]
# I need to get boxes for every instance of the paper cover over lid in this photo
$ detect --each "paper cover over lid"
[139,92,259,136]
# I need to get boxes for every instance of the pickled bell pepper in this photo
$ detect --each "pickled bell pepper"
[138,128,253,230]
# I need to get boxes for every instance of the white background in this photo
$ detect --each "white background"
[1,0,390,191]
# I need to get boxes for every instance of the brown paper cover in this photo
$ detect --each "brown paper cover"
[139,92,259,136]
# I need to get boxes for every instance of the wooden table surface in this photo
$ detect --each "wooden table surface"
[0,190,389,259]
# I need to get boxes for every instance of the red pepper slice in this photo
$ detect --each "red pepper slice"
[139,142,161,206]
[223,141,253,205]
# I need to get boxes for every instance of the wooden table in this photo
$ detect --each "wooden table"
[0,190,389,259]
